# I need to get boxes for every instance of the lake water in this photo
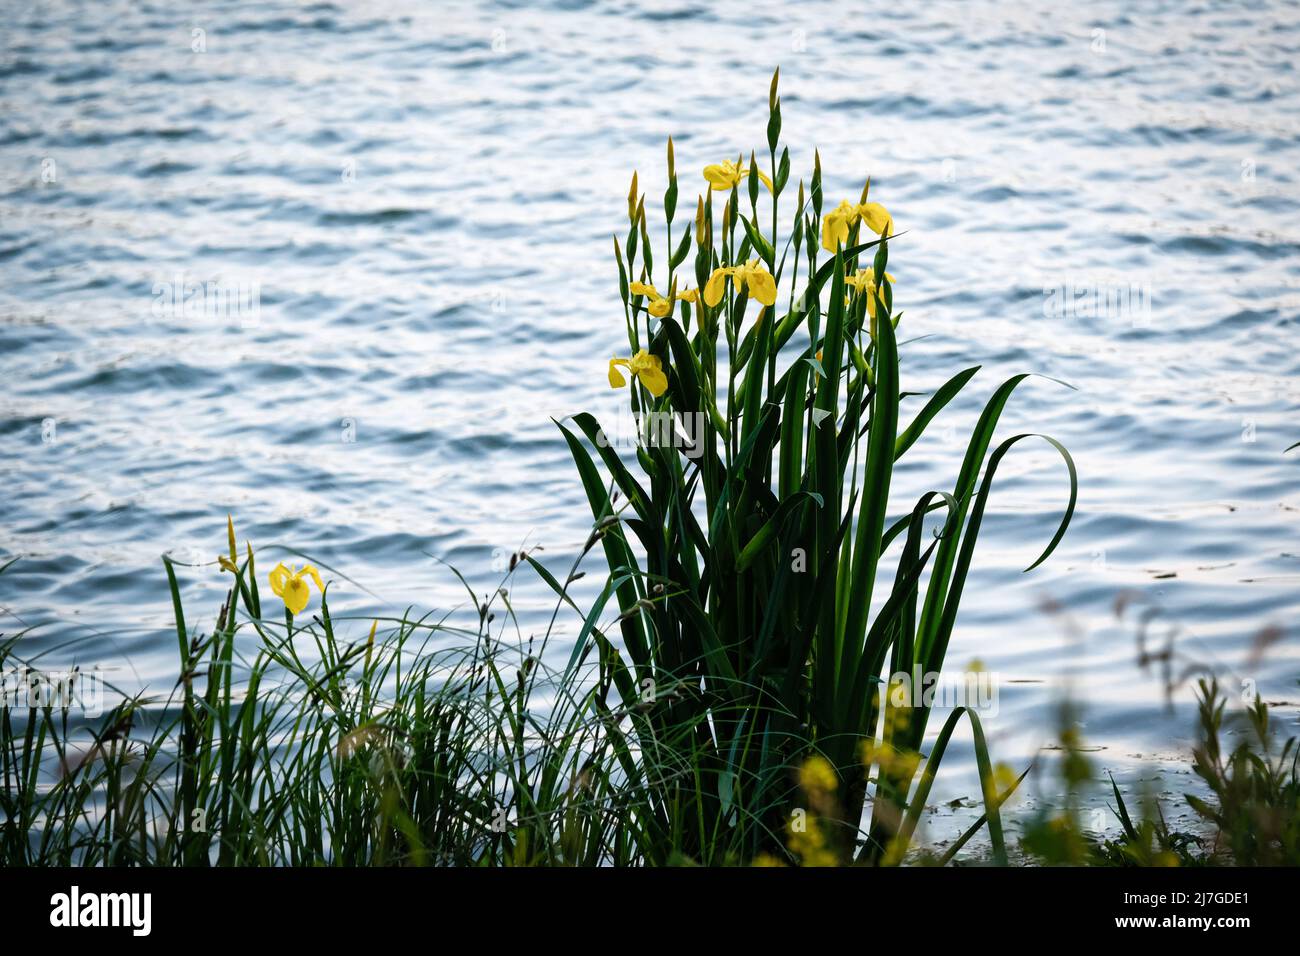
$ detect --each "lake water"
[3,0,1299,847]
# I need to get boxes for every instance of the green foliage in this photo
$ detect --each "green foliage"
[0,77,1087,870]
[1023,679,1299,868]
[0,547,672,866]
[1097,679,1300,867]
[565,70,1076,864]
[1185,678,1300,865]
[1095,774,1205,867]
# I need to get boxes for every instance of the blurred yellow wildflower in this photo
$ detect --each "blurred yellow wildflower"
[859,738,920,780]
[884,704,912,736]
[882,834,910,867]
[703,158,772,193]
[608,349,669,397]
[629,281,697,318]
[993,761,1018,801]
[786,811,838,867]
[798,754,838,796]
[859,738,876,768]
[893,750,921,780]
[703,259,777,308]
[269,562,324,616]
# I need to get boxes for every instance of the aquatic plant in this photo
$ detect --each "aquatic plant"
[1096,774,1205,868]
[1028,679,1299,867]
[1,77,1081,869]
[550,70,1077,864]
[1183,678,1300,865]
[0,533,663,866]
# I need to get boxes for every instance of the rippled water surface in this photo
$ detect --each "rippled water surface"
[3,0,1299,840]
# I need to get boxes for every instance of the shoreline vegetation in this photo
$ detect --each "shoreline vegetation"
[2,75,1295,867]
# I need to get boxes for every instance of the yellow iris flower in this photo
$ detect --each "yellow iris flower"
[269,562,324,615]
[821,199,894,252]
[629,281,697,318]
[703,158,773,193]
[845,268,895,318]
[703,259,777,308]
[846,268,896,340]
[608,349,669,397]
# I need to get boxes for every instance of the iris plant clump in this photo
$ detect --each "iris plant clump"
[552,69,1077,864]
